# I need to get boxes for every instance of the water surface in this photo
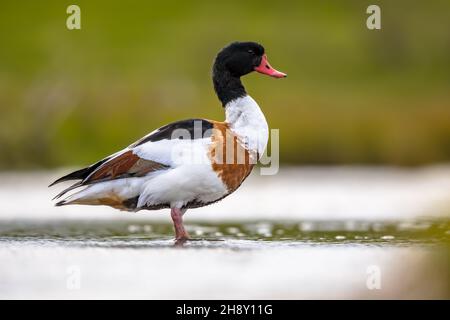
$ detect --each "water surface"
[1,169,449,299]
[1,218,449,247]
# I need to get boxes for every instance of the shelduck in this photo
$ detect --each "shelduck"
[50,41,286,243]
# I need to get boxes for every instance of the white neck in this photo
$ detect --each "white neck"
[224,95,269,157]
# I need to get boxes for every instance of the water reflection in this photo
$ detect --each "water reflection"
[0,219,448,248]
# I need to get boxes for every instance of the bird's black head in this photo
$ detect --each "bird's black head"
[214,42,265,77]
[213,41,286,106]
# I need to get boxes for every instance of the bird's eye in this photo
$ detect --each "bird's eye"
[248,49,255,55]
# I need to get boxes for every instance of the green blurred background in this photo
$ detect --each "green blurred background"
[0,0,449,169]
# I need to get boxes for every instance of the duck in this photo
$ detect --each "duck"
[50,41,286,243]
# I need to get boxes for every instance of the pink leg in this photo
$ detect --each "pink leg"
[170,207,190,243]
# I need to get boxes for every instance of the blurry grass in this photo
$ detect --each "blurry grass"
[0,0,449,168]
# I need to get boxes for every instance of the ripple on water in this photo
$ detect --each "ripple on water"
[0,218,448,249]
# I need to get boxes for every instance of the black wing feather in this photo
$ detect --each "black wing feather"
[48,157,111,187]
[130,118,213,147]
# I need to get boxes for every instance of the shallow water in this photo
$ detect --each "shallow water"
[0,219,449,299]
[1,219,449,248]
[1,168,449,299]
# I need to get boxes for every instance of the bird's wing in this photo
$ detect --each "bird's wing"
[50,118,215,199]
